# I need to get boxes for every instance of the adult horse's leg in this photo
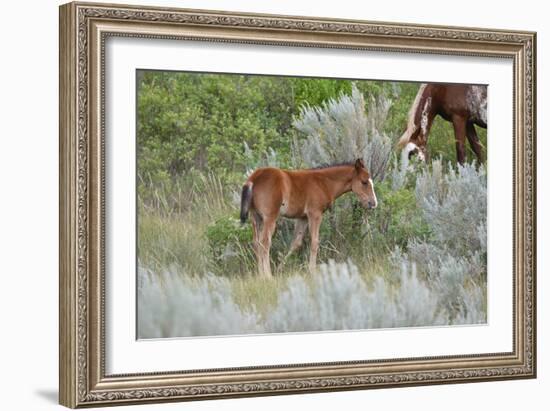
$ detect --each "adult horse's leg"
[307,212,322,273]
[258,214,277,277]
[452,116,467,165]
[284,218,308,260]
[466,122,484,164]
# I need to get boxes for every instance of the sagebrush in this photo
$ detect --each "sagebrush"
[138,259,485,338]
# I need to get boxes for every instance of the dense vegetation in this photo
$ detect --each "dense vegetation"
[137,72,485,182]
[136,70,487,338]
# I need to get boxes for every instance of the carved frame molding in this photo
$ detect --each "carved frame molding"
[59,2,536,408]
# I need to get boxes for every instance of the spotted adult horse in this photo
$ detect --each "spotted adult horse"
[240,159,378,277]
[398,83,487,164]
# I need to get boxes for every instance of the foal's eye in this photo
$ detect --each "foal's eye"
[362,181,369,186]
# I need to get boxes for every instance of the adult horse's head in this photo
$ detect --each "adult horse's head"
[397,111,429,163]
[351,159,378,209]
[397,83,431,163]
[400,138,428,162]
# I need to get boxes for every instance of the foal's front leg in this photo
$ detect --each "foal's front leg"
[284,218,308,260]
[307,212,322,273]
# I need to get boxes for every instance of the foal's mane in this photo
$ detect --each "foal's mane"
[308,161,355,170]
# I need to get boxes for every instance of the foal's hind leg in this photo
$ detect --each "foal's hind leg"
[466,122,484,164]
[250,211,262,264]
[284,218,308,260]
[307,212,322,273]
[258,214,277,278]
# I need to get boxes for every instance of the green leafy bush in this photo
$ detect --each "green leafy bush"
[366,182,431,250]
[206,215,254,274]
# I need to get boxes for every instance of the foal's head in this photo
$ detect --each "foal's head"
[351,159,378,209]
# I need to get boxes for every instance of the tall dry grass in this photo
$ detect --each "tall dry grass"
[138,172,232,274]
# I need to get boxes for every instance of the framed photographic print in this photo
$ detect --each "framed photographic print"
[59,1,537,408]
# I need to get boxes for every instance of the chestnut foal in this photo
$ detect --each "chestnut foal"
[240,159,377,277]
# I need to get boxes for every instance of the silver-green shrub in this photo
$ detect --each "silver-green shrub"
[390,160,488,323]
[293,84,393,181]
[137,259,482,339]
[243,142,281,176]
[415,160,487,254]
[137,267,261,338]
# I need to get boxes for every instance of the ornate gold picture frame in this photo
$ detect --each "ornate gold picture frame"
[59,1,536,408]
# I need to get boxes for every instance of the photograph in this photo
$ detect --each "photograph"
[135,71,488,339]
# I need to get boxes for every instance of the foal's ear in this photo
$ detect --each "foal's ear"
[354,158,365,170]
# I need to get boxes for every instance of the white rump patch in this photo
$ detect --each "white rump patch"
[466,85,487,125]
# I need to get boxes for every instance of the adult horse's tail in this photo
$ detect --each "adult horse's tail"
[240,182,253,223]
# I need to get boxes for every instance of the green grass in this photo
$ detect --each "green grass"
[427,117,487,162]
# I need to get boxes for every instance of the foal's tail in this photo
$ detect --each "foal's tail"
[240,182,253,223]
